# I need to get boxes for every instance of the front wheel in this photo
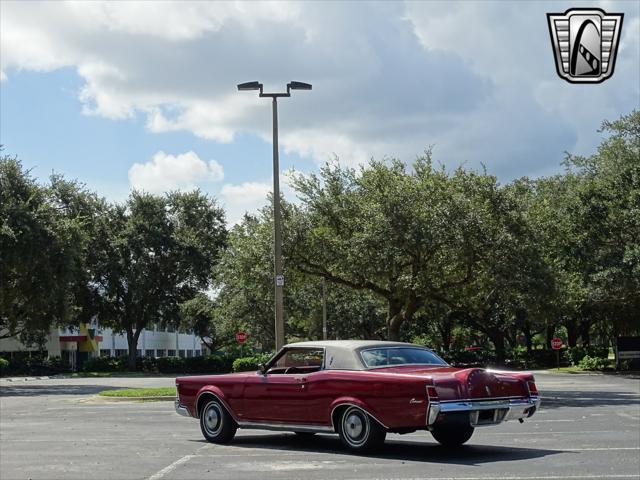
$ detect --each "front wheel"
[199,399,237,444]
[338,406,386,452]
[430,425,474,446]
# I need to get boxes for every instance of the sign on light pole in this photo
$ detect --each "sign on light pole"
[237,81,312,351]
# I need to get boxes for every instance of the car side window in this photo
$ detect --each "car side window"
[268,348,324,374]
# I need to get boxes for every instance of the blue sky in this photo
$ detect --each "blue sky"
[1,1,638,223]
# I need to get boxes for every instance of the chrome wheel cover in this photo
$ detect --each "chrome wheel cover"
[202,402,223,436]
[341,407,369,447]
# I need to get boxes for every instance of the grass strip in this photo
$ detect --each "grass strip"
[98,387,176,397]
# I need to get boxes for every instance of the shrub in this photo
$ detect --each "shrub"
[0,358,8,376]
[2,356,72,376]
[182,355,233,374]
[578,355,610,370]
[567,346,609,365]
[156,356,185,374]
[232,353,274,372]
[83,356,128,372]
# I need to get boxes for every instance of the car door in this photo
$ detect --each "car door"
[242,347,323,424]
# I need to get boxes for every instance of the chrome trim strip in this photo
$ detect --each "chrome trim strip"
[439,397,540,412]
[440,395,532,403]
[175,399,192,418]
[237,421,333,433]
[330,402,389,430]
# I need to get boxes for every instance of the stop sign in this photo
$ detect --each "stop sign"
[235,331,247,344]
[551,337,563,350]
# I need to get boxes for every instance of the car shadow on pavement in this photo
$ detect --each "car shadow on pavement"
[538,389,640,409]
[0,384,123,397]
[197,433,563,465]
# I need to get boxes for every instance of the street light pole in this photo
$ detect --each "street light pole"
[237,81,312,351]
[271,96,285,351]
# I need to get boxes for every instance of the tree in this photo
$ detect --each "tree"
[179,293,235,352]
[0,155,102,345]
[444,177,554,363]
[526,111,640,347]
[289,154,505,341]
[95,191,226,369]
[563,111,640,340]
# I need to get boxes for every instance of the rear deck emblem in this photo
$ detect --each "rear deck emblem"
[547,8,623,83]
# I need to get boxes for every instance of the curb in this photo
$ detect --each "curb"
[97,395,175,402]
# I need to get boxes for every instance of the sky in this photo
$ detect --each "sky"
[1,1,639,224]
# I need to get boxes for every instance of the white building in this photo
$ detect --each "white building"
[0,323,204,369]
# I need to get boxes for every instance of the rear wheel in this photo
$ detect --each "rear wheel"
[199,399,237,444]
[430,425,474,446]
[338,406,386,452]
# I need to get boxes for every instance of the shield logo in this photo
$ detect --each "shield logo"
[547,8,624,83]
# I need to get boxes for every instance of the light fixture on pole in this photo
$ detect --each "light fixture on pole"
[237,80,312,351]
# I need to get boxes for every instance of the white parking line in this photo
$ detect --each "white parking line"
[146,454,196,480]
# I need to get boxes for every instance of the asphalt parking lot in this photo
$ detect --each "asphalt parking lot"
[1,372,638,480]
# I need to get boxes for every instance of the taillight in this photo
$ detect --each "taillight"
[426,384,440,426]
[426,385,438,400]
[527,381,539,396]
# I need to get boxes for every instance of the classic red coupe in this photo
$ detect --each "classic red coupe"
[175,340,540,451]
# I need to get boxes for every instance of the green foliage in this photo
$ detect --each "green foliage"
[82,355,234,374]
[578,355,611,371]
[0,358,8,375]
[99,387,176,398]
[179,293,235,352]
[82,356,129,372]
[232,353,274,372]
[566,346,609,365]
[441,349,495,367]
[2,111,638,367]
[0,156,105,344]
[93,190,227,369]
[0,356,72,376]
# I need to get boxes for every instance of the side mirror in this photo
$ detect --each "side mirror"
[258,363,267,375]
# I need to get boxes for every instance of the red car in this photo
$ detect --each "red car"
[175,340,540,452]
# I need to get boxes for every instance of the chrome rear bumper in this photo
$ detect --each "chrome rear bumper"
[428,396,540,427]
[175,399,192,418]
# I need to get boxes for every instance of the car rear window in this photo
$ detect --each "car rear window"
[360,347,448,368]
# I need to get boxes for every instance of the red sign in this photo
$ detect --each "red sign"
[235,331,247,344]
[551,338,563,350]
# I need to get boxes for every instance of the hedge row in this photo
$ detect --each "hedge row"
[82,355,234,374]
[0,356,72,376]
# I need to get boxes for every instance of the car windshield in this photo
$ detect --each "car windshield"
[360,347,448,368]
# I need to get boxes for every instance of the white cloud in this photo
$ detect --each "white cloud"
[128,150,224,194]
[1,1,638,179]
[220,181,271,225]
